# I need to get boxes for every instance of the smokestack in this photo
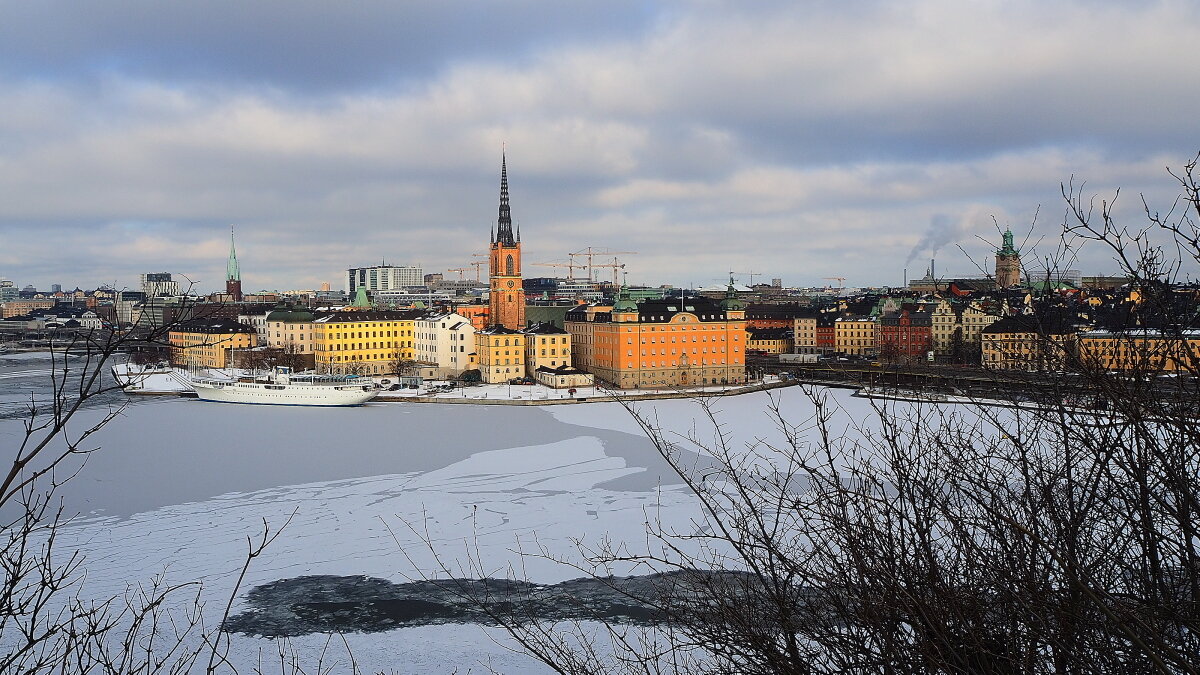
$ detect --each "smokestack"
[931,258,935,279]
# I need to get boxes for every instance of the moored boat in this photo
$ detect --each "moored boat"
[191,366,379,406]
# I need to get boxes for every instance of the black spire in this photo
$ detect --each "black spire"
[496,152,516,246]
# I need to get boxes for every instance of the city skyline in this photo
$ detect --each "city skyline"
[3,1,1200,291]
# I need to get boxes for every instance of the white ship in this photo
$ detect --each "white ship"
[190,366,380,406]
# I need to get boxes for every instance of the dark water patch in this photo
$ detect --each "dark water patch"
[225,570,750,637]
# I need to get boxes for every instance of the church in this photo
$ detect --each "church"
[475,154,529,384]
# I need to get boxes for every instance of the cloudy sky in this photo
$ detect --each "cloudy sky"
[2,0,1198,293]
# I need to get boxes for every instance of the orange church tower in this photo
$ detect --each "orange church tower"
[488,153,525,330]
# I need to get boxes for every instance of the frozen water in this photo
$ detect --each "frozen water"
[0,365,1010,673]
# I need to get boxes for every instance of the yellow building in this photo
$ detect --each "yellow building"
[312,310,420,375]
[523,322,573,374]
[931,299,1001,358]
[1077,329,1200,373]
[566,283,748,389]
[792,316,818,354]
[981,316,1076,372]
[748,328,793,355]
[169,318,257,369]
[475,326,526,383]
[834,317,876,356]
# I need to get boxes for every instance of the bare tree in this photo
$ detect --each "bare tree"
[451,157,1200,674]
[0,296,338,673]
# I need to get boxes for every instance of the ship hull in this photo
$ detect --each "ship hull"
[191,379,379,406]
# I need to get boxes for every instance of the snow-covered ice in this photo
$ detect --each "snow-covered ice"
[1,368,1010,673]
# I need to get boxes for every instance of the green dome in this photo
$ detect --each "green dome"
[266,304,315,323]
[613,283,637,312]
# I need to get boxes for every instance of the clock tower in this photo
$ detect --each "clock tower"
[488,153,525,330]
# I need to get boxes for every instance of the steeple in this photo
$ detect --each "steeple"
[351,285,370,308]
[495,152,516,246]
[226,226,241,282]
[720,273,745,311]
[999,228,1018,256]
[613,272,637,313]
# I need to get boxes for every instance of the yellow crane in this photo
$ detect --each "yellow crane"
[571,247,638,282]
[589,258,627,286]
[530,260,584,280]
[823,277,846,289]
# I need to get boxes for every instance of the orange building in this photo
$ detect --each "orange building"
[450,303,490,331]
[487,153,525,330]
[566,283,748,389]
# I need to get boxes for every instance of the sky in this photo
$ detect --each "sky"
[2,0,1199,293]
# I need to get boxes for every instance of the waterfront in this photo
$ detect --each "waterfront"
[5,355,881,672]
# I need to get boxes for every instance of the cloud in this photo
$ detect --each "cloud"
[1,0,1199,291]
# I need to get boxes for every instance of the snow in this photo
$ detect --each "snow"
[0,363,1020,673]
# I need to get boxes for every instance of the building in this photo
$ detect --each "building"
[372,289,454,307]
[0,279,18,304]
[140,273,179,298]
[487,153,525,330]
[413,311,477,378]
[931,298,1002,360]
[523,322,573,374]
[746,303,812,329]
[532,364,594,389]
[311,310,421,375]
[877,306,934,361]
[566,282,748,389]
[834,317,876,356]
[450,303,490,331]
[169,318,257,369]
[748,327,794,355]
[815,314,837,355]
[265,304,318,353]
[226,227,243,302]
[793,315,818,354]
[1076,329,1200,373]
[475,326,526,383]
[346,265,425,294]
[981,315,1076,371]
[995,228,1022,288]
[1,299,55,318]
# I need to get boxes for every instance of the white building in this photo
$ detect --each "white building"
[238,309,275,346]
[263,306,318,353]
[413,312,476,378]
[346,265,423,294]
[372,290,454,307]
[140,272,179,298]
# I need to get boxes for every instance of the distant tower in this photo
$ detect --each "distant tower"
[226,226,243,301]
[995,228,1021,288]
[488,153,525,329]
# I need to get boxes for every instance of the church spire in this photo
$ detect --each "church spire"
[226,226,240,282]
[495,152,516,246]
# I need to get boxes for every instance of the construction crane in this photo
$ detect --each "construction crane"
[823,277,847,289]
[589,258,627,286]
[571,247,638,282]
[739,271,763,286]
[467,261,485,280]
[530,260,583,280]
[447,268,471,281]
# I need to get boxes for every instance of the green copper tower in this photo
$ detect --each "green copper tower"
[225,226,243,301]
